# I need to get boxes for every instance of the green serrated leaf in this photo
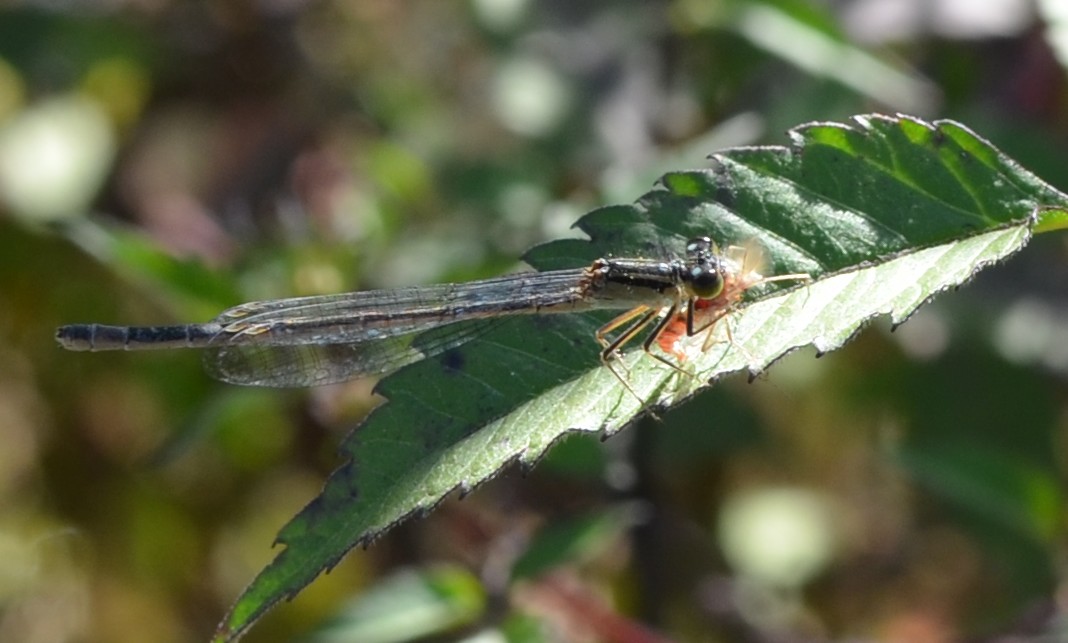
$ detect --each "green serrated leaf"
[216,114,1068,641]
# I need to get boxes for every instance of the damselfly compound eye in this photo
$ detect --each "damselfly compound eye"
[686,264,725,298]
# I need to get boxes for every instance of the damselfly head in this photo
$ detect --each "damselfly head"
[679,237,770,305]
[681,236,728,299]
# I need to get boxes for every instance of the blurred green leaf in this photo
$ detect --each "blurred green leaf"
[60,221,241,316]
[511,509,631,582]
[212,114,1068,640]
[500,613,553,643]
[722,0,937,114]
[898,441,1063,544]
[308,566,484,643]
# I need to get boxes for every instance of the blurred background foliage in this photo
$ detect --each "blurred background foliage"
[0,1,1066,642]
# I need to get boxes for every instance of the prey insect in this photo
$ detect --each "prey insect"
[651,241,811,365]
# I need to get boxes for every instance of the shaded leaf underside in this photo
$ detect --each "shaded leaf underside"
[218,114,1068,640]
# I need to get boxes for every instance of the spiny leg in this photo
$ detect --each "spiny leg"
[688,299,732,339]
[596,305,660,403]
[596,306,655,374]
[684,302,740,366]
[640,302,695,377]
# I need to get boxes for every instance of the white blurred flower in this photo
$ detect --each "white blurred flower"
[0,95,115,222]
[718,487,839,589]
[491,57,570,137]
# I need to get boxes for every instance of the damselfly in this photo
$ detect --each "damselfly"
[56,237,809,390]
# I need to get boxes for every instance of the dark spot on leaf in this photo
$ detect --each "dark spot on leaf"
[441,349,465,373]
[324,465,361,503]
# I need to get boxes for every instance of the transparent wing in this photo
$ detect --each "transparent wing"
[209,269,591,347]
[199,269,595,386]
[204,318,501,387]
